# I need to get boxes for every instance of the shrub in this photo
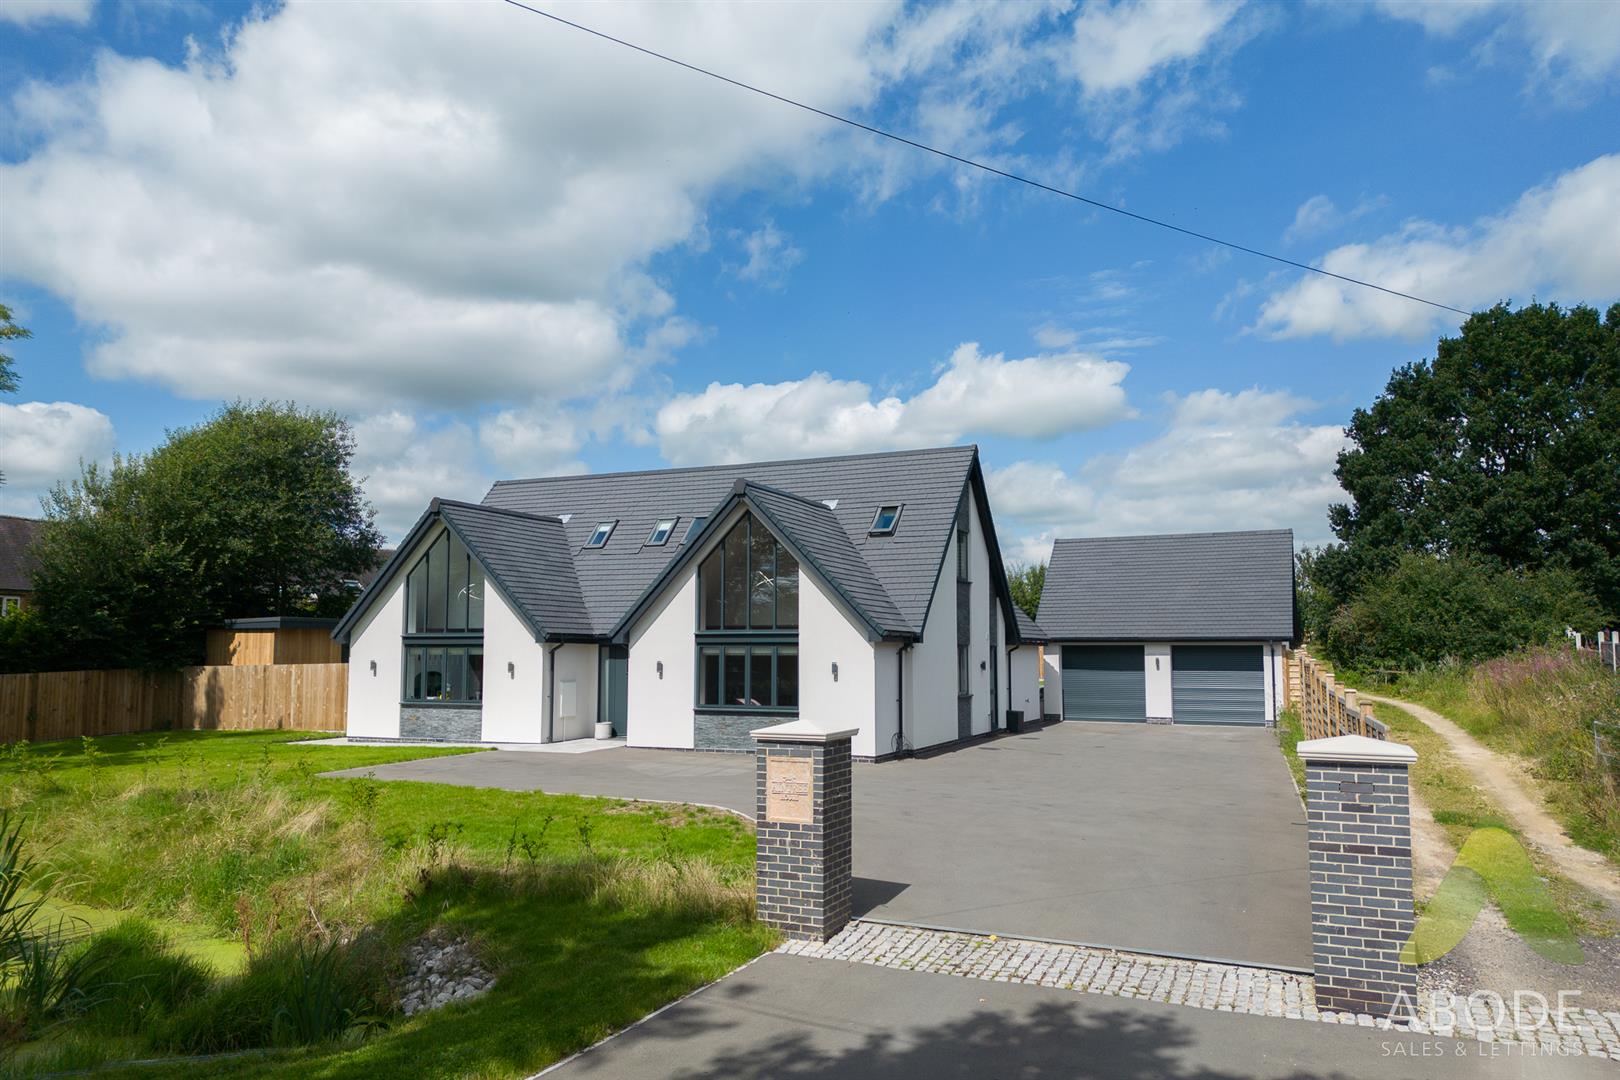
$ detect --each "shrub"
[155,935,388,1054]
[1318,552,1606,670]
[68,920,212,1036]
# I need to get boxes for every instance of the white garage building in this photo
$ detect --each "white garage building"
[1036,530,1297,727]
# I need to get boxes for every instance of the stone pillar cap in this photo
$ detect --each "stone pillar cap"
[751,720,859,744]
[1297,733,1417,765]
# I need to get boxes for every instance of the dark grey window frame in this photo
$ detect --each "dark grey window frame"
[697,512,799,632]
[695,640,799,713]
[682,516,707,544]
[956,521,971,582]
[646,517,678,546]
[401,640,485,705]
[957,643,971,697]
[869,503,903,535]
[585,520,617,548]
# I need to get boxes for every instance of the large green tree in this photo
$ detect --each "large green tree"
[1323,300,1620,621]
[28,402,383,670]
[1006,561,1046,621]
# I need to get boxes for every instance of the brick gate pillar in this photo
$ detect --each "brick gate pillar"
[751,721,856,942]
[1299,734,1419,1016]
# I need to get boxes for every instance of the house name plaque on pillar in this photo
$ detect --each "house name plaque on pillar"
[764,756,813,823]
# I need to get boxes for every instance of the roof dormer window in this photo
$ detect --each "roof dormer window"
[869,504,902,536]
[585,520,616,548]
[647,517,677,546]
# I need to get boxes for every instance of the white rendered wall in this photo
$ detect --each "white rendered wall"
[797,567,877,758]
[626,564,698,749]
[345,556,406,739]
[906,556,958,750]
[1008,646,1040,720]
[479,579,549,743]
[1041,646,1061,719]
[871,643,901,758]
[1144,643,1172,720]
[1262,641,1280,724]
[549,643,601,742]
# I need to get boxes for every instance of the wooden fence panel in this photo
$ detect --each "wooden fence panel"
[0,663,346,744]
[1287,648,1386,741]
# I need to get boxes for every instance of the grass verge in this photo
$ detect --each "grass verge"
[1343,648,1620,868]
[1274,707,1306,797]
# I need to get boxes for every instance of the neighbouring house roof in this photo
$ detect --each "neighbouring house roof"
[336,445,1030,646]
[1037,530,1296,642]
[0,515,43,595]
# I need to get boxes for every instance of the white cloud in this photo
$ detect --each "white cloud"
[1284,195,1339,243]
[655,342,1134,464]
[1066,0,1245,93]
[0,401,117,512]
[986,387,1346,562]
[733,222,805,288]
[1,1,898,409]
[477,404,589,478]
[0,0,94,28]
[1257,153,1620,341]
[349,412,490,541]
[1368,0,1620,94]
[1060,0,1256,160]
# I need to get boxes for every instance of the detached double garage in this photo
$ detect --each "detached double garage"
[1036,530,1298,728]
[1058,643,1280,726]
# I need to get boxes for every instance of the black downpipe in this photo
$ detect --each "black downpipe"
[895,642,914,758]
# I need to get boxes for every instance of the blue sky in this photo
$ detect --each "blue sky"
[2,0,1617,558]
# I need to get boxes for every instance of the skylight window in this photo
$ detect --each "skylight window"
[822,498,839,510]
[647,517,678,546]
[869,504,903,536]
[682,517,708,544]
[585,520,616,548]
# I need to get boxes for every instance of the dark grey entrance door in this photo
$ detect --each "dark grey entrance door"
[1170,645,1265,725]
[1060,645,1146,722]
[599,645,628,736]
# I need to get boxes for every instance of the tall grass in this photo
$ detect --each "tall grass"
[1361,647,1620,864]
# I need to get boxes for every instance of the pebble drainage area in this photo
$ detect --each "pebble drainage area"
[781,921,1620,1061]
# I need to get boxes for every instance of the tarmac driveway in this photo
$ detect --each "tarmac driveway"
[329,722,1310,968]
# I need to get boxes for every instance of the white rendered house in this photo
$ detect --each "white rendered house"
[334,445,1040,760]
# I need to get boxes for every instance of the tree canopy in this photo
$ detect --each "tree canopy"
[22,402,382,671]
[0,302,26,397]
[1006,561,1046,621]
[1313,300,1620,642]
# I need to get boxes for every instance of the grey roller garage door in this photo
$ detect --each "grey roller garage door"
[1172,645,1265,725]
[1061,646,1146,722]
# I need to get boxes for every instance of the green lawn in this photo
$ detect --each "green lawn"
[1,731,776,1078]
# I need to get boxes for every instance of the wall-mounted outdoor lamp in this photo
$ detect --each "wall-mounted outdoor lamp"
[831,661,839,682]
[657,660,664,679]
[507,661,516,679]
[369,660,377,676]
[1155,657,1161,670]
[980,660,986,670]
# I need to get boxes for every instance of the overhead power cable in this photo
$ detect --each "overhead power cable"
[498,0,1472,318]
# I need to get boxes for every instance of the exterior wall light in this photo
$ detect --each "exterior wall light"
[657,660,664,679]
[831,661,839,682]
[369,660,377,676]
[507,661,516,678]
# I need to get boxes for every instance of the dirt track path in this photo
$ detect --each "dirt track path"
[1361,692,1620,915]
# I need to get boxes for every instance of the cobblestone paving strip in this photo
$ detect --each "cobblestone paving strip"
[779,921,1620,1060]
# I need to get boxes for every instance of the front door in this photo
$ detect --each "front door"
[599,645,628,737]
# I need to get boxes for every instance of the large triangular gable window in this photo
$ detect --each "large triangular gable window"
[695,512,799,712]
[402,529,485,704]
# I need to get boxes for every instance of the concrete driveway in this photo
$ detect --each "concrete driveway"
[330,722,1310,968]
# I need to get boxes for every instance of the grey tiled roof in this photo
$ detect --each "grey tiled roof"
[436,501,595,639]
[1037,530,1295,641]
[0,515,42,594]
[744,482,908,635]
[483,445,979,636]
[1012,606,1049,644]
